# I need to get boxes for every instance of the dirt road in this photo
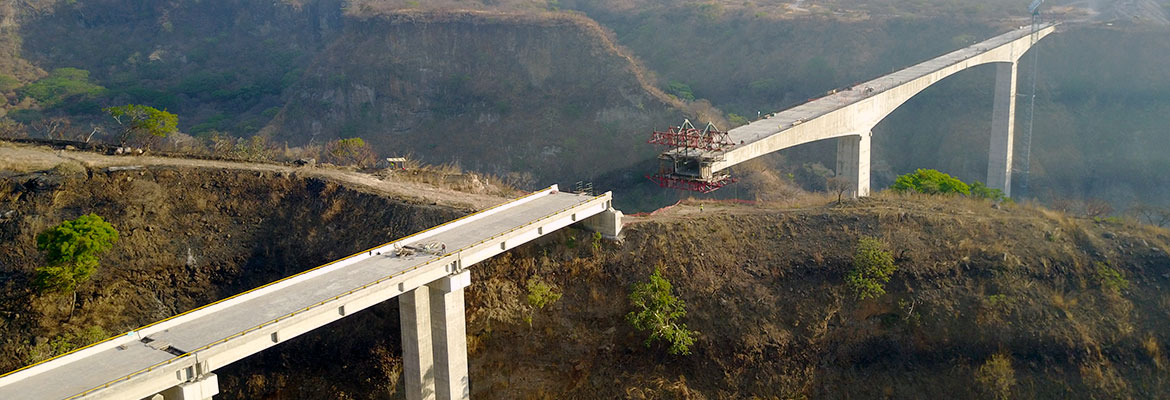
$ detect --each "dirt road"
[0,141,507,210]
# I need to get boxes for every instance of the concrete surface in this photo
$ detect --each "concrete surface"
[988,62,1018,196]
[401,287,436,400]
[427,272,471,400]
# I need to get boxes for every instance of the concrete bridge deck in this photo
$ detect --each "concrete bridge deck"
[662,23,1056,197]
[0,185,618,400]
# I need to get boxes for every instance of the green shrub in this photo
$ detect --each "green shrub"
[667,81,695,101]
[891,168,970,195]
[25,326,109,364]
[975,353,1016,400]
[35,214,119,293]
[626,266,697,355]
[262,106,282,118]
[970,181,1007,202]
[846,237,897,300]
[18,68,105,108]
[525,277,562,309]
[6,109,43,124]
[190,113,231,135]
[727,113,749,126]
[1095,262,1129,294]
[0,74,20,92]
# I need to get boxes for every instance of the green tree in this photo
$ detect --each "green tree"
[626,266,697,355]
[103,104,178,145]
[325,137,376,167]
[891,168,970,195]
[846,237,897,300]
[34,214,119,293]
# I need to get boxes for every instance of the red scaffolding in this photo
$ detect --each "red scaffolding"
[647,174,737,194]
[647,119,739,193]
[647,119,736,152]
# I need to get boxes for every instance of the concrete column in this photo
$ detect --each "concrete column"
[836,131,871,197]
[988,61,1017,197]
[400,287,436,400]
[158,373,218,400]
[582,206,623,239]
[427,271,471,400]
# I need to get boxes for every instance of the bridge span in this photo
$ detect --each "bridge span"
[657,23,1057,197]
[0,185,622,400]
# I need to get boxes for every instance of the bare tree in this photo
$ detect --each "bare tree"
[1084,199,1113,218]
[84,126,100,143]
[0,118,24,139]
[1131,204,1170,227]
[30,117,69,139]
[827,176,853,204]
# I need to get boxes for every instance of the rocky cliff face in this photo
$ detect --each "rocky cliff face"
[264,11,679,187]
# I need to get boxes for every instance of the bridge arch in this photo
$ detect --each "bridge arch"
[664,24,1058,198]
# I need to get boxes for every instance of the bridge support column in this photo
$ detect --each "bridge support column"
[428,271,471,400]
[154,373,218,400]
[988,62,1017,197]
[582,205,623,239]
[836,131,871,197]
[400,287,436,400]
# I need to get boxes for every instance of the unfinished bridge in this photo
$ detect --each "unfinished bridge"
[0,186,622,400]
[650,23,1058,197]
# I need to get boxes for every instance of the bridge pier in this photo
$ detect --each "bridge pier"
[582,205,623,239]
[148,373,218,400]
[836,131,872,197]
[401,271,471,400]
[987,61,1017,197]
[428,272,471,400]
[400,287,436,400]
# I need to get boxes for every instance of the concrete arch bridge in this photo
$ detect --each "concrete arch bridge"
[651,23,1058,197]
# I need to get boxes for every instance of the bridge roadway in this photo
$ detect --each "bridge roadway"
[0,185,617,400]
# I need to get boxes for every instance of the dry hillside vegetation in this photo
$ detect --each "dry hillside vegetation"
[1,145,1168,397]
[456,195,1170,398]
[0,147,469,372]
